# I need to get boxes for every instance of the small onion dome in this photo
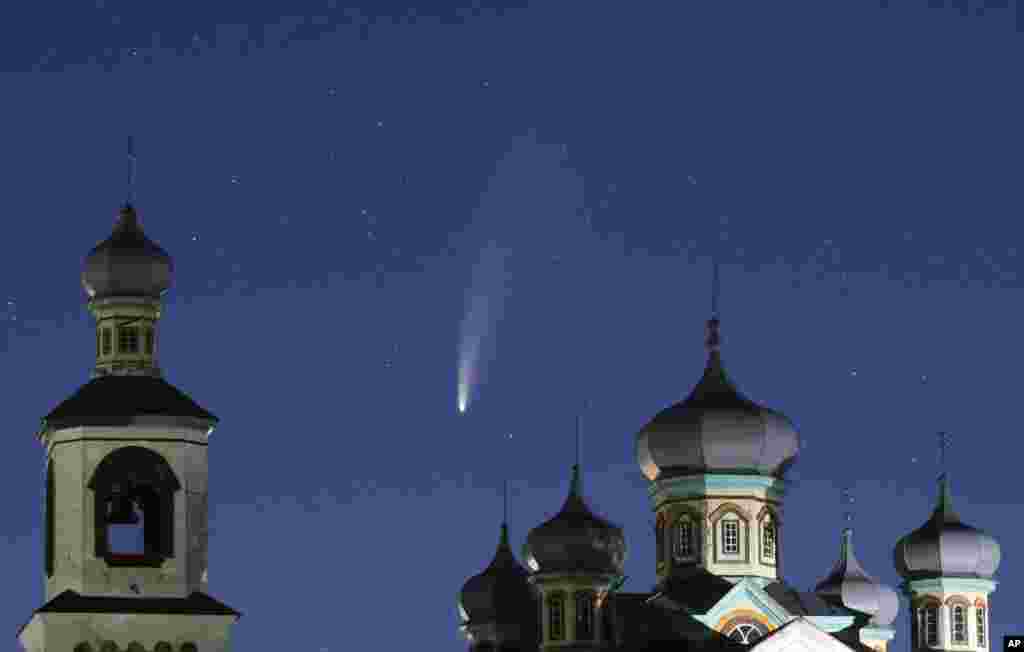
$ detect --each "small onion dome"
[522,465,626,575]
[82,203,173,300]
[635,317,800,481]
[815,529,899,627]
[894,475,1001,580]
[459,523,535,626]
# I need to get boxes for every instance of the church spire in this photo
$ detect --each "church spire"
[705,258,721,357]
[127,135,137,206]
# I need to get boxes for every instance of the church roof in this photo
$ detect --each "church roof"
[611,592,747,651]
[761,581,854,618]
[34,590,239,616]
[656,568,736,613]
[18,590,239,636]
[635,317,800,481]
[41,375,218,433]
[82,203,173,300]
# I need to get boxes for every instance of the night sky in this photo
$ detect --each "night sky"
[1,2,1022,651]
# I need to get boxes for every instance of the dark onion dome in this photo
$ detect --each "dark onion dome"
[815,529,899,627]
[894,475,1001,580]
[459,522,535,627]
[522,465,626,575]
[82,203,173,300]
[636,317,800,481]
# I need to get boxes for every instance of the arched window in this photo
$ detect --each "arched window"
[761,518,776,563]
[100,642,119,652]
[89,446,180,566]
[547,592,565,641]
[126,643,145,652]
[951,604,967,645]
[155,643,173,652]
[924,604,939,647]
[102,329,112,356]
[723,620,767,645]
[74,643,94,652]
[976,606,986,647]
[180,643,198,652]
[575,591,594,640]
[672,515,696,562]
[145,327,154,355]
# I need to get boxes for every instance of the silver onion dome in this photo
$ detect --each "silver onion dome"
[459,523,536,627]
[815,529,899,627]
[522,465,626,576]
[82,203,173,300]
[894,476,1001,580]
[636,317,800,481]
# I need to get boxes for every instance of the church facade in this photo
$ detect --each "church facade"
[18,204,240,652]
[458,295,1002,651]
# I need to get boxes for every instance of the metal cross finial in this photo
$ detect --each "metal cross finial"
[712,258,720,319]
[937,431,951,477]
[840,485,855,526]
[127,135,137,204]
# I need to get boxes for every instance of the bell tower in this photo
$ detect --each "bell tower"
[19,193,240,652]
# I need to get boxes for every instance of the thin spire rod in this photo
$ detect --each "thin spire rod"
[503,479,508,525]
[937,431,951,480]
[127,135,137,205]
[711,257,720,318]
[840,484,855,529]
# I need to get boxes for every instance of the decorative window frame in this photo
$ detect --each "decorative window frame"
[757,505,779,567]
[975,604,986,647]
[574,590,595,641]
[919,598,941,648]
[710,503,750,564]
[945,596,971,646]
[671,509,701,565]
[721,615,769,645]
[102,328,112,356]
[546,591,566,642]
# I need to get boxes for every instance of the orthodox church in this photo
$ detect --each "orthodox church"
[18,203,240,652]
[457,275,1002,651]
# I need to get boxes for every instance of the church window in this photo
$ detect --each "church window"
[102,329,112,356]
[723,621,767,645]
[722,520,739,554]
[924,605,939,647]
[89,446,180,566]
[126,643,145,652]
[74,643,93,652]
[118,326,140,354]
[180,644,198,652]
[976,607,986,647]
[100,642,118,652]
[762,520,776,562]
[145,327,154,355]
[575,591,594,640]
[155,643,173,652]
[547,592,565,641]
[673,517,694,560]
[951,604,967,645]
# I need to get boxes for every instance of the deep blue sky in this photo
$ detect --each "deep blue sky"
[1,2,1022,651]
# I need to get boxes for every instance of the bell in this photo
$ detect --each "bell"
[107,494,140,525]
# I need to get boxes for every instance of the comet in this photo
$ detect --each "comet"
[457,240,510,415]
